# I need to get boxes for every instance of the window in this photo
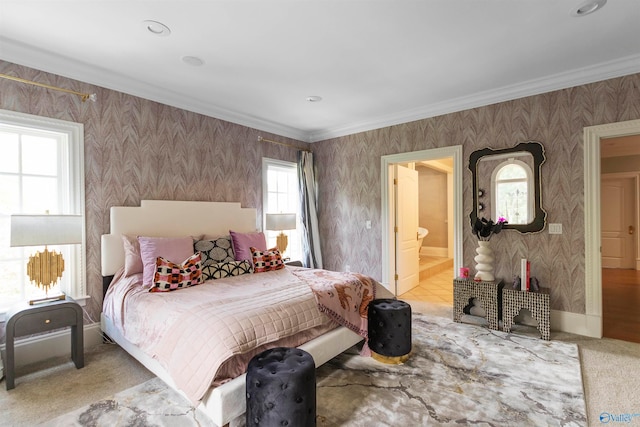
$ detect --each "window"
[262,158,301,261]
[491,159,533,225]
[0,110,85,314]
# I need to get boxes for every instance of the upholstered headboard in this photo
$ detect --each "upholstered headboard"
[101,200,258,281]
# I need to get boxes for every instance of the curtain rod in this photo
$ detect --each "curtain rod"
[258,136,311,152]
[0,73,97,102]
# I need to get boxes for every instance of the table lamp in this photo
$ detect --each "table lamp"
[10,214,82,304]
[265,213,297,255]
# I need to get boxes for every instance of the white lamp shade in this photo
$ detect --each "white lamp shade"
[10,214,83,247]
[265,213,297,231]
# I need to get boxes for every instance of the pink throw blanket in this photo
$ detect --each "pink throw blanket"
[292,269,376,339]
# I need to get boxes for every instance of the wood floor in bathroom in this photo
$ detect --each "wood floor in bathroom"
[399,256,454,304]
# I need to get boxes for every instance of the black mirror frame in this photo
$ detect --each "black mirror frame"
[469,141,547,233]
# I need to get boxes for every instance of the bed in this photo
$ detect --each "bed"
[100,200,391,426]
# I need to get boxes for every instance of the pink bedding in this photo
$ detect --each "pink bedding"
[103,266,344,403]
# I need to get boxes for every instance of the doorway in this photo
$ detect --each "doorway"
[380,146,463,301]
[600,136,640,343]
[584,120,640,341]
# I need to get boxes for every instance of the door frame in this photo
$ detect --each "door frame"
[381,146,463,294]
[584,119,640,337]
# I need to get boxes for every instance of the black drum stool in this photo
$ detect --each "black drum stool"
[368,298,412,364]
[246,347,316,426]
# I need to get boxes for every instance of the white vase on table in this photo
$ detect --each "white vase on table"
[474,240,495,281]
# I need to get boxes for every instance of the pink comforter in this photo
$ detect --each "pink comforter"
[104,267,339,403]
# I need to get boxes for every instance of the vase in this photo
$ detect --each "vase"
[474,240,495,281]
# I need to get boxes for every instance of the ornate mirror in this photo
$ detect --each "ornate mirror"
[469,141,547,233]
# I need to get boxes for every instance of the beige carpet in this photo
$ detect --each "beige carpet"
[0,340,154,426]
[2,302,640,426]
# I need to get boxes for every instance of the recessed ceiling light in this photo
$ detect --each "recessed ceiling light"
[141,20,171,36]
[182,56,204,66]
[571,0,607,17]
[306,96,322,102]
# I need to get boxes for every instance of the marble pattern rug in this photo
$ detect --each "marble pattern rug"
[45,313,587,426]
[316,313,587,426]
[44,378,216,427]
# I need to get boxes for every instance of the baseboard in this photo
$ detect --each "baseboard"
[0,322,103,369]
[551,310,601,338]
[470,305,602,338]
[420,246,448,257]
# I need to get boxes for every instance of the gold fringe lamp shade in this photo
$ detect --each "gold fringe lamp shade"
[10,214,82,304]
[265,213,297,255]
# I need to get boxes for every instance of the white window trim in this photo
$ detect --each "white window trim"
[0,109,87,314]
[262,157,301,260]
[261,157,297,227]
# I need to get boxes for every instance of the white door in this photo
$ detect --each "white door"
[601,177,636,269]
[396,165,419,295]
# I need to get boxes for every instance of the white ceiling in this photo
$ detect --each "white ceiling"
[1,1,639,143]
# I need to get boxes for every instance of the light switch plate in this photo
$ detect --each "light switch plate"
[549,223,562,234]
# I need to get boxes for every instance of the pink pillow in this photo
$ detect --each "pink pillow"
[122,235,143,277]
[138,236,195,287]
[229,231,266,262]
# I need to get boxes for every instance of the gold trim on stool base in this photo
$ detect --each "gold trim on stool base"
[371,350,411,364]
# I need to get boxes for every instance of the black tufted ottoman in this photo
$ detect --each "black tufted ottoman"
[368,298,412,364]
[246,347,316,426]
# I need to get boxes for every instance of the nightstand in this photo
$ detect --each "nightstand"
[2,296,84,390]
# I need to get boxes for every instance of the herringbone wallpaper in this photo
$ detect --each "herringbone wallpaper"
[1,59,639,322]
[313,74,640,314]
[0,61,310,322]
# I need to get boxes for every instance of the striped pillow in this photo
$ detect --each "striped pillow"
[150,252,203,292]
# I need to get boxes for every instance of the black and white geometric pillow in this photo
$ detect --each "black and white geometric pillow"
[195,236,235,266]
[203,260,253,280]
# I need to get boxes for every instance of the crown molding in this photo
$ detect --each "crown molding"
[308,53,640,142]
[0,37,310,142]
[2,37,639,144]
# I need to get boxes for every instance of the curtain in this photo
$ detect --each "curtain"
[297,151,323,269]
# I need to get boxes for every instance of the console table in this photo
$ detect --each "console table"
[2,297,84,390]
[502,287,551,340]
[453,278,504,331]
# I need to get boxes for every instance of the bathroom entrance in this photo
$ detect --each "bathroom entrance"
[397,159,455,302]
[380,146,463,304]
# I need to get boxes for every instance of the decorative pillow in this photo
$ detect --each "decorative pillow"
[122,234,143,277]
[203,260,253,280]
[150,252,203,292]
[194,236,235,267]
[139,236,195,287]
[230,231,266,262]
[251,247,284,273]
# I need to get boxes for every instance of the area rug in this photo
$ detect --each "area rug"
[44,378,215,427]
[44,313,587,426]
[315,313,587,426]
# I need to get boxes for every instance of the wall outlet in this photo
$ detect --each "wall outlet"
[345,264,351,272]
[549,223,563,234]
[365,220,371,229]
